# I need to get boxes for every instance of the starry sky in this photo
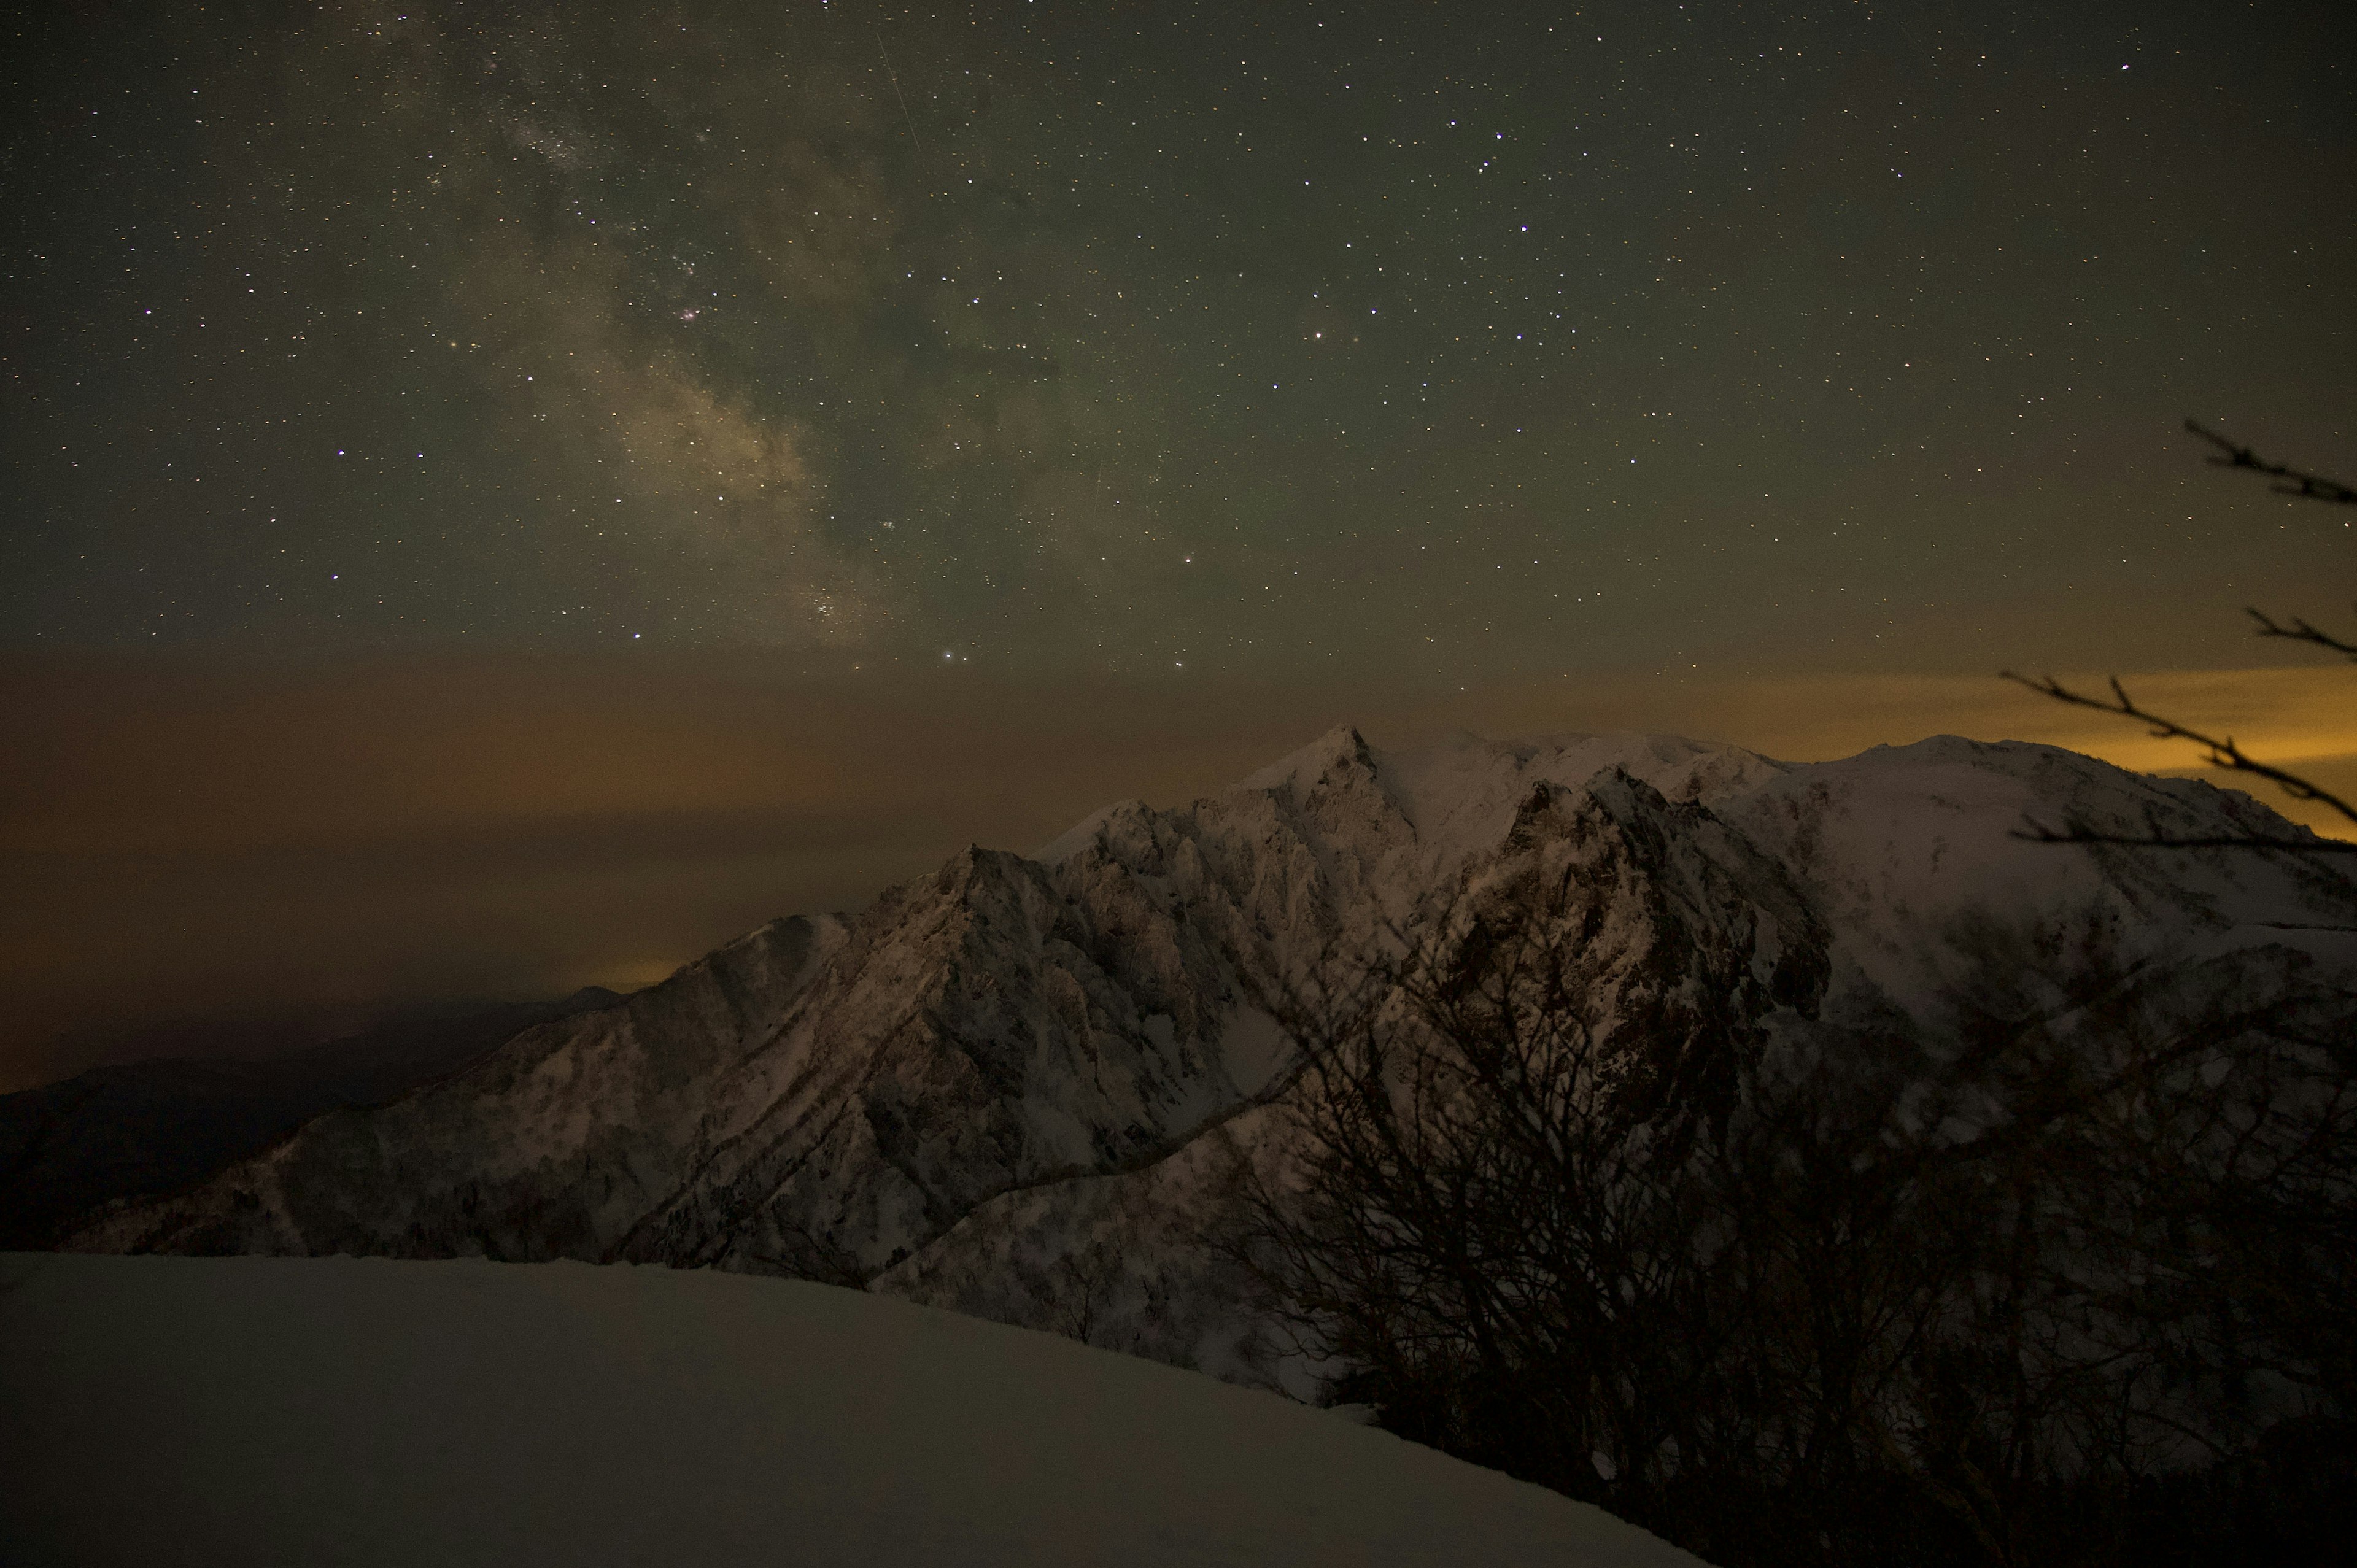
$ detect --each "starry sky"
[3,0,2353,1085]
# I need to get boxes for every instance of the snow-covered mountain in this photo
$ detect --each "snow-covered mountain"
[66,728,2357,1383]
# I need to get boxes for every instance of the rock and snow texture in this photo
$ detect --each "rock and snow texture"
[0,1253,1706,1568]
[66,727,2357,1383]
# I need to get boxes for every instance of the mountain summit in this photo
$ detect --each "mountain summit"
[68,728,2356,1382]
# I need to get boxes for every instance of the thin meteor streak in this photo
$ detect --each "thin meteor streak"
[875,30,923,153]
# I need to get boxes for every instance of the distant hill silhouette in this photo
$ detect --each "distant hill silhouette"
[0,988,624,1247]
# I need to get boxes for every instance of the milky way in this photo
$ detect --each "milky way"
[6,1,2352,681]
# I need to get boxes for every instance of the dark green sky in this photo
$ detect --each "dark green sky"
[4,1,2355,1086]
[9,0,2352,682]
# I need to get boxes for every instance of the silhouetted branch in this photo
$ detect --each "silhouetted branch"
[2248,604,2357,662]
[2005,423,2357,852]
[2002,671,2357,841]
[2186,419,2357,506]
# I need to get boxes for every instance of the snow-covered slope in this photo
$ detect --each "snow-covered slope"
[0,1253,1705,1568]
[66,728,2357,1382]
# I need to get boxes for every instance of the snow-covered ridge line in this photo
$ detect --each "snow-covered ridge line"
[64,725,2356,1384]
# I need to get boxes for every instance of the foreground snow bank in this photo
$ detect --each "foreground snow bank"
[0,1254,1704,1567]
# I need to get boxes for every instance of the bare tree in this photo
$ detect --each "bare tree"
[2005,421,2356,854]
[1251,902,2357,1567]
[1248,909,1734,1508]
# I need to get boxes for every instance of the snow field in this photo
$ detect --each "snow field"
[0,1253,1706,1567]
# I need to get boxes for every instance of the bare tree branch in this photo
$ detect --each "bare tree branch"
[2000,671,2357,844]
[2248,604,2357,662]
[2185,419,2357,506]
[2003,423,2357,854]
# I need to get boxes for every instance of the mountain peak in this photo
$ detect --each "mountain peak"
[1232,723,1376,798]
[63,723,2355,1394]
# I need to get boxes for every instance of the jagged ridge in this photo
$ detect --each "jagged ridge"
[68,727,2357,1383]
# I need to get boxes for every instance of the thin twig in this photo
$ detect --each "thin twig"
[2000,671,2357,840]
[2185,419,2357,506]
[2247,605,2357,662]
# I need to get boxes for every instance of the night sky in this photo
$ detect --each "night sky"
[4,1,2353,1084]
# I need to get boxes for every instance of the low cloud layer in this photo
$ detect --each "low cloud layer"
[6,654,2349,1092]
